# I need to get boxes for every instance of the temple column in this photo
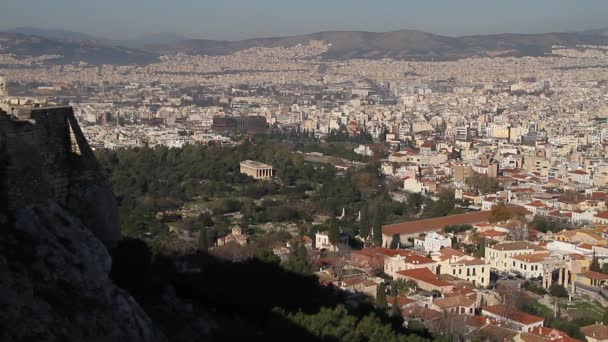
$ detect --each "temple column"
[558,268,563,286]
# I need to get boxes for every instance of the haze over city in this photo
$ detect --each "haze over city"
[3,2,608,342]
[1,0,608,40]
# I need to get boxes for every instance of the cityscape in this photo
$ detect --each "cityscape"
[2,2,608,341]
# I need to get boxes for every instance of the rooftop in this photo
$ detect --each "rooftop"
[581,324,608,340]
[240,160,273,169]
[482,304,544,325]
[489,241,545,252]
[396,268,452,288]
[383,211,491,237]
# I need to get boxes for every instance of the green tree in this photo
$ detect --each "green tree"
[391,279,417,296]
[198,227,208,252]
[372,202,384,246]
[359,205,371,239]
[372,217,382,246]
[283,243,311,274]
[255,248,280,264]
[591,251,601,272]
[424,189,457,218]
[328,219,341,245]
[390,234,401,249]
[549,284,568,298]
[466,174,501,194]
[377,283,388,309]
[391,296,402,318]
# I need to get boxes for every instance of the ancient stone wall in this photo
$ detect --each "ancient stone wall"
[0,106,120,246]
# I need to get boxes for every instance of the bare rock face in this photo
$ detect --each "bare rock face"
[0,202,167,342]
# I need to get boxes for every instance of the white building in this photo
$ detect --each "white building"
[485,242,546,272]
[354,144,374,156]
[414,232,452,252]
[482,305,544,333]
[433,247,490,287]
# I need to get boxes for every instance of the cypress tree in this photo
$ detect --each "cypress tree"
[591,251,601,272]
[359,205,371,239]
[391,296,402,318]
[198,226,208,252]
[376,283,387,309]
[328,219,341,245]
[372,201,384,246]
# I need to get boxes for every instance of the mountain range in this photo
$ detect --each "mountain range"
[2,27,608,65]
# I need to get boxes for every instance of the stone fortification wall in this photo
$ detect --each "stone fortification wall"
[0,106,120,246]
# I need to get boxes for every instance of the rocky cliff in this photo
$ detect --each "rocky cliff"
[0,107,166,341]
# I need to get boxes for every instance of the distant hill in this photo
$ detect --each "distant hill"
[8,27,103,43]
[581,27,608,37]
[121,32,190,47]
[0,32,158,65]
[151,29,608,60]
[2,28,608,65]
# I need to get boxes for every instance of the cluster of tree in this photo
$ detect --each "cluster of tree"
[326,128,373,144]
[442,224,472,234]
[423,189,462,219]
[548,284,569,298]
[488,203,528,223]
[531,216,564,233]
[110,238,440,341]
[522,280,547,296]
[299,142,371,162]
[465,174,502,194]
[275,306,433,342]
[590,252,608,274]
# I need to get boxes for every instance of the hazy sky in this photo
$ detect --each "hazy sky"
[1,0,607,40]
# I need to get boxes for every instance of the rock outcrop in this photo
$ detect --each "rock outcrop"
[0,106,165,341]
[0,202,166,341]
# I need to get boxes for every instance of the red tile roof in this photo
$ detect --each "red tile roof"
[383,211,491,237]
[579,271,608,281]
[352,247,411,258]
[482,304,544,325]
[595,211,608,219]
[396,268,452,288]
[387,295,415,308]
[581,324,608,340]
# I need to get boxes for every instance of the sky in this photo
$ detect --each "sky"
[1,0,607,40]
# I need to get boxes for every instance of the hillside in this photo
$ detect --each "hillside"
[151,29,608,60]
[2,28,608,65]
[0,32,158,65]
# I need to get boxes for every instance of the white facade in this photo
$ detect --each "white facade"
[414,232,452,252]
[485,242,545,272]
